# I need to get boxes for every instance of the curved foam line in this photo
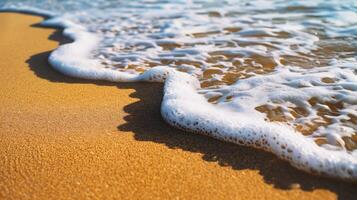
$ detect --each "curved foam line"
[161,72,357,180]
[2,8,356,181]
[49,29,140,82]
[0,7,55,17]
[42,16,173,83]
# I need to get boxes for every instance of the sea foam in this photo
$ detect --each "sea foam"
[1,0,356,180]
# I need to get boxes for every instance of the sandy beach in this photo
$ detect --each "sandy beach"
[0,12,356,199]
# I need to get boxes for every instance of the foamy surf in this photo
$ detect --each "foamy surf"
[1,0,356,180]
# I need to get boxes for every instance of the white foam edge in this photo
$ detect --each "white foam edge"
[161,72,357,180]
[43,17,169,82]
[0,6,55,17]
[0,7,170,82]
[2,7,357,181]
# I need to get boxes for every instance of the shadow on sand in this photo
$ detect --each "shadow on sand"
[25,16,357,200]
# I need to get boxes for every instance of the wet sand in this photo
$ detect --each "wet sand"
[0,12,356,200]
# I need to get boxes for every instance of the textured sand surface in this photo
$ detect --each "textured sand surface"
[0,13,356,200]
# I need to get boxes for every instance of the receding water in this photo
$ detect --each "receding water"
[1,0,356,179]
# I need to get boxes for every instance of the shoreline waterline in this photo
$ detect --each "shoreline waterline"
[0,3,356,180]
[0,12,357,199]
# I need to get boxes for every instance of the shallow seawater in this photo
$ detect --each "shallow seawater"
[1,0,356,178]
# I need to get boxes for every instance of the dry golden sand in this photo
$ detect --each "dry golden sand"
[0,12,356,200]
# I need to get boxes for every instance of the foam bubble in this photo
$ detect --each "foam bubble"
[162,71,357,179]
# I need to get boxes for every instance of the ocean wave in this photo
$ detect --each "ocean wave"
[1,0,356,180]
